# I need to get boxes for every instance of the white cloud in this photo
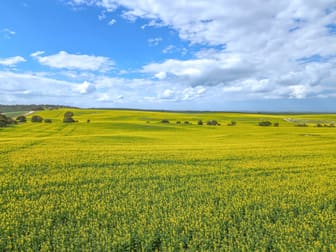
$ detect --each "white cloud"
[157,86,207,101]
[162,45,187,55]
[162,45,175,54]
[1,28,16,39]
[148,37,162,46]
[30,51,45,57]
[31,51,115,72]
[0,56,26,66]
[96,0,118,12]
[154,71,167,80]
[74,81,96,94]
[97,93,110,101]
[160,89,174,99]
[143,53,254,86]
[68,0,118,12]
[108,19,116,25]
[0,71,76,105]
[1,68,336,110]
[288,85,309,99]
[141,20,165,29]
[4,1,336,110]
[0,71,126,107]
[66,0,336,101]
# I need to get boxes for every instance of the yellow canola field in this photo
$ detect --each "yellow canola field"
[0,109,335,251]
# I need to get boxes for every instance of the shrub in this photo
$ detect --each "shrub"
[274,122,279,127]
[63,111,75,123]
[228,121,236,126]
[184,121,190,124]
[258,121,272,126]
[198,120,203,125]
[160,119,170,124]
[0,114,16,127]
[295,123,308,127]
[16,115,27,123]
[316,123,335,128]
[63,117,75,123]
[176,121,181,124]
[207,120,219,126]
[44,119,52,123]
[31,115,43,123]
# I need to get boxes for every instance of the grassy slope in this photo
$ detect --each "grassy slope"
[0,109,335,251]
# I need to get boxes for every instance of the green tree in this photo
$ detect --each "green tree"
[31,115,43,123]
[258,121,272,126]
[63,111,75,123]
[0,114,16,127]
[16,115,27,123]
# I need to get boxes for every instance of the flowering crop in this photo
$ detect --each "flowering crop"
[0,109,335,251]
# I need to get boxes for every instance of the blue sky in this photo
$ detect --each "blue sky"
[1,0,336,111]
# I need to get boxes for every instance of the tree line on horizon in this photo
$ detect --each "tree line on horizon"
[0,104,78,114]
[0,111,77,127]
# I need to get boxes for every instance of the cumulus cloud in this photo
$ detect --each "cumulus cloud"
[108,19,116,25]
[66,0,336,101]
[1,68,335,110]
[31,51,115,72]
[0,71,127,107]
[4,1,336,110]
[154,71,167,80]
[96,93,110,101]
[143,53,255,86]
[288,85,309,99]
[0,71,77,105]
[74,81,96,94]
[0,56,26,66]
[158,86,207,101]
[160,89,174,99]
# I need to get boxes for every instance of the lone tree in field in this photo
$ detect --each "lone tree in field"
[198,120,203,125]
[63,111,75,123]
[258,121,272,126]
[295,123,308,127]
[0,114,16,127]
[207,120,219,126]
[16,115,27,123]
[31,115,43,123]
